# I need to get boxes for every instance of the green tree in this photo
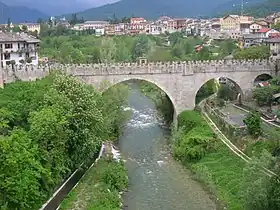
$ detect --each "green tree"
[252,86,275,106]
[132,35,151,60]
[0,129,45,209]
[100,37,117,63]
[21,25,28,32]
[234,45,270,60]
[241,150,276,210]
[243,111,262,137]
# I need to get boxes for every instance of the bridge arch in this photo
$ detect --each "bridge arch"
[194,76,244,105]
[253,73,273,84]
[87,76,178,117]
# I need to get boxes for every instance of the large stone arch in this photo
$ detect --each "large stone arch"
[77,75,179,116]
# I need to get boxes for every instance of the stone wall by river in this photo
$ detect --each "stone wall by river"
[118,82,216,210]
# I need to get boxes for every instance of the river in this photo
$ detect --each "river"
[118,82,217,210]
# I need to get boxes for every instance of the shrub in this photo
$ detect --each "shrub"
[177,110,207,133]
[243,111,262,138]
[173,126,216,161]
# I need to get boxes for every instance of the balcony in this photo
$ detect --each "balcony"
[17,47,38,53]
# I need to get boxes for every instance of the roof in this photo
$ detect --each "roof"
[0,32,40,43]
[264,38,280,43]
[84,21,109,24]
[223,15,239,20]
[258,81,270,87]
[257,28,270,33]
[269,33,280,38]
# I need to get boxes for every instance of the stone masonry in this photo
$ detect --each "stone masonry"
[0,59,277,115]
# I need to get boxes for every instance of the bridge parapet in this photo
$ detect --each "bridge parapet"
[1,59,276,80]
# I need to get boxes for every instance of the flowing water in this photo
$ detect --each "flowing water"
[119,83,217,210]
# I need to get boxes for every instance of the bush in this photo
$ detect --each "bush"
[100,159,128,191]
[173,126,216,161]
[243,111,262,138]
[177,110,207,133]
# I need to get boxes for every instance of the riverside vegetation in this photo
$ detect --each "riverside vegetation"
[0,71,129,209]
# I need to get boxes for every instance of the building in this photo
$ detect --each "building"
[130,17,146,24]
[220,15,240,31]
[73,21,109,31]
[220,15,253,33]
[273,16,280,24]
[256,28,279,38]
[19,23,41,34]
[243,34,264,48]
[264,38,280,58]
[0,32,40,67]
[249,22,264,34]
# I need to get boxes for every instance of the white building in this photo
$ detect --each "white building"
[0,32,40,67]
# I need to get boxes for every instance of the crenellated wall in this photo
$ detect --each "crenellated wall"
[0,59,277,114]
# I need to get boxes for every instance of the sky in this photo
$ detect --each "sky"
[1,0,120,15]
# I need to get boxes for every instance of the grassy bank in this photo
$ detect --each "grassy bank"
[59,158,128,210]
[172,110,245,210]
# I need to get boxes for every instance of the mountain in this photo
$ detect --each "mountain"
[0,1,48,24]
[243,0,280,17]
[71,0,265,20]
[1,0,94,16]
[213,0,264,16]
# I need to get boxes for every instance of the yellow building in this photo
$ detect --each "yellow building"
[220,15,240,31]
[19,23,40,34]
[274,16,280,25]
[220,15,253,32]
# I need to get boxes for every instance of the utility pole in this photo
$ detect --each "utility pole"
[241,0,244,16]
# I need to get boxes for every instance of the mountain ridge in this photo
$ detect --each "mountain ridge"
[0,1,48,24]
[69,0,265,20]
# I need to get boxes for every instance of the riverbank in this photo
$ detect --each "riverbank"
[172,110,246,210]
[59,156,128,210]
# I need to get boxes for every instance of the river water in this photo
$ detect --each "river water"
[119,83,217,210]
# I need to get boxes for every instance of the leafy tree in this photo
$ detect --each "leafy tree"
[243,111,262,137]
[241,150,276,210]
[0,129,45,209]
[132,35,151,60]
[234,45,270,60]
[253,86,275,106]
[100,37,117,63]
[217,84,231,100]
[21,25,28,32]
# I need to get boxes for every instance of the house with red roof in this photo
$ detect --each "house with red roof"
[256,28,279,38]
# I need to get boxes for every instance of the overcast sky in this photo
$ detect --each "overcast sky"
[2,0,120,14]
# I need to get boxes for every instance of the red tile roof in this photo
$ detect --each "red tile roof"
[257,28,270,33]
[269,32,280,38]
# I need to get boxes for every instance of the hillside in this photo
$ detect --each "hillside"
[244,0,280,17]
[0,1,48,24]
[72,0,263,20]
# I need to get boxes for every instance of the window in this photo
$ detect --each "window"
[4,43,12,49]
[4,53,11,60]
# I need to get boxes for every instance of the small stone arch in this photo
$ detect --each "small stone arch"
[253,73,273,84]
[194,76,244,103]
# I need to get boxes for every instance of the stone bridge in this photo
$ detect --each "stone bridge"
[0,59,277,115]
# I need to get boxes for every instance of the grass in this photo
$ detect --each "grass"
[59,159,127,210]
[189,141,245,210]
